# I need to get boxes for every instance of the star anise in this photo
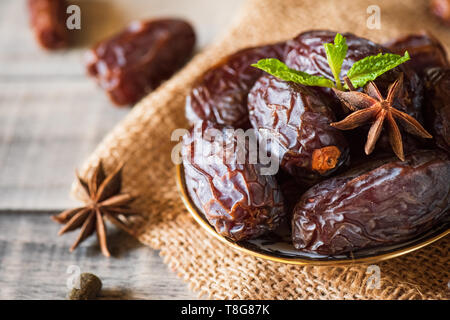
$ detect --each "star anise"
[330,74,432,160]
[52,161,139,257]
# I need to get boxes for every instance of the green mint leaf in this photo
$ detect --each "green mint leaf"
[346,51,411,89]
[324,33,348,90]
[252,58,335,88]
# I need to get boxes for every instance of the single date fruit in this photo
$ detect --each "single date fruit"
[28,0,68,49]
[182,121,285,241]
[292,150,450,255]
[384,32,449,76]
[424,68,450,152]
[185,44,285,128]
[86,19,196,106]
[248,75,349,184]
[285,31,382,82]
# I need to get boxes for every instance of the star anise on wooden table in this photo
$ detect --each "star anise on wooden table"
[52,161,139,257]
[330,74,432,160]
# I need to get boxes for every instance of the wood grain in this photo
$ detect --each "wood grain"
[0,211,198,299]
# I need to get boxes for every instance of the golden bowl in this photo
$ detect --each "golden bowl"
[176,163,449,266]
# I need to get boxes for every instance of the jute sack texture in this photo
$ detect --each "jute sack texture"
[73,0,450,299]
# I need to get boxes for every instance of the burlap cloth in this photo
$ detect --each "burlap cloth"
[73,0,450,299]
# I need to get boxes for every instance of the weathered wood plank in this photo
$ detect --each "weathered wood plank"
[0,211,198,299]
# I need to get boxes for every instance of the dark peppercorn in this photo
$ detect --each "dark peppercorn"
[68,273,102,300]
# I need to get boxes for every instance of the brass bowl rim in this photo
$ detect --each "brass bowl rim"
[176,163,449,266]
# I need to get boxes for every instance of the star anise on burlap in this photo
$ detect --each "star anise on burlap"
[52,161,139,257]
[330,74,432,161]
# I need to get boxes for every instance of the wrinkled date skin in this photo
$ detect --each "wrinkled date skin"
[86,19,195,106]
[185,44,285,128]
[182,121,285,241]
[28,0,68,49]
[384,32,449,76]
[424,68,450,152]
[248,75,349,184]
[285,30,424,121]
[292,150,450,255]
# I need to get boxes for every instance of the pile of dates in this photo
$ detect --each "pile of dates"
[182,30,450,255]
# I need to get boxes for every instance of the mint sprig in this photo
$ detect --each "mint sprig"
[345,51,410,89]
[251,33,410,92]
[324,33,348,90]
[251,58,335,88]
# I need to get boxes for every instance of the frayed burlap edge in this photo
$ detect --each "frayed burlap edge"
[71,0,450,299]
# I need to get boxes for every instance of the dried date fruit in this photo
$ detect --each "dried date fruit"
[248,75,349,184]
[424,68,450,152]
[182,121,285,241]
[284,30,424,121]
[384,32,449,76]
[28,0,68,49]
[430,0,450,26]
[285,30,382,112]
[185,43,285,128]
[86,19,196,106]
[292,150,450,255]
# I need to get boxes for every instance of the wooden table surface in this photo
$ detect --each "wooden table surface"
[0,0,243,299]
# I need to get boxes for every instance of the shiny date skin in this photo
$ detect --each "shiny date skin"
[424,68,450,153]
[185,43,285,128]
[248,75,349,184]
[182,121,285,241]
[285,30,424,121]
[86,19,195,106]
[292,150,450,255]
[384,32,449,76]
[28,0,68,49]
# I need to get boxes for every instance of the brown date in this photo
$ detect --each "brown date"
[185,44,285,128]
[430,0,450,26]
[86,19,196,106]
[182,121,285,241]
[292,150,450,255]
[424,68,450,152]
[285,31,382,81]
[285,30,424,121]
[384,32,449,76]
[28,0,68,50]
[248,75,349,184]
